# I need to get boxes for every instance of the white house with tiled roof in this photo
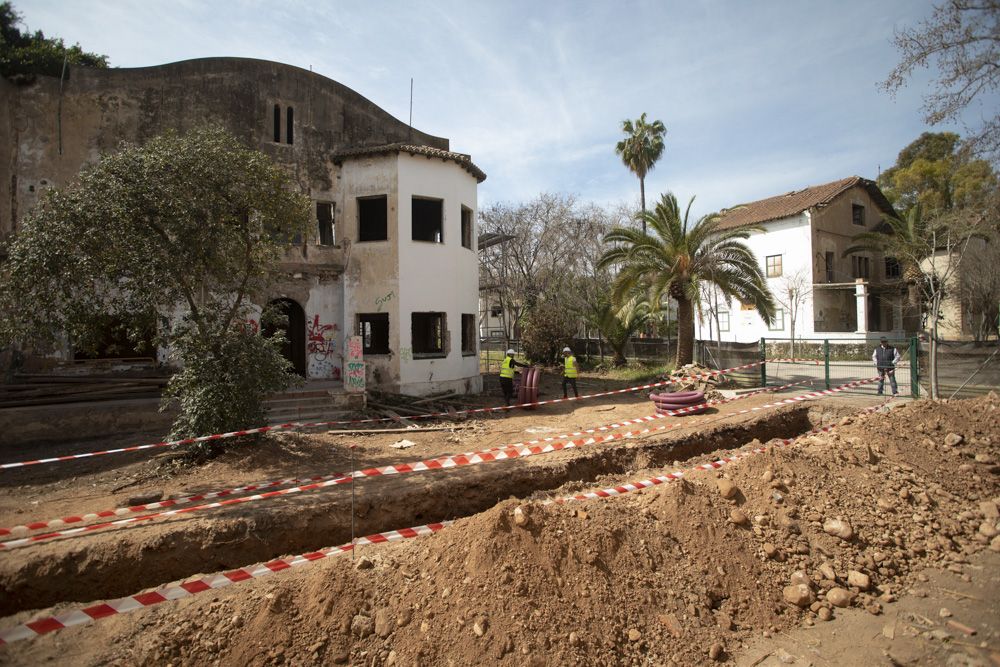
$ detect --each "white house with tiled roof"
[696,176,910,343]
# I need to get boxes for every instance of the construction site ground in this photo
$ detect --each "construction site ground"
[0,368,997,666]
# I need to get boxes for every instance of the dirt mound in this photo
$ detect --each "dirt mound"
[8,395,1000,666]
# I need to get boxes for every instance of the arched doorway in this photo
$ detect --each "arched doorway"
[263,298,307,377]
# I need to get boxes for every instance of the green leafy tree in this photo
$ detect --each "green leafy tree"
[0,126,311,452]
[585,296,651,367]
[0,2,108,80]
[598,193,776,367]
[520,301,577,365]
[878,132,997,215]
[615,112,667,230]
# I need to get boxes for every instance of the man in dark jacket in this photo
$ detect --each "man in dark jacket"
[872,337,900,396]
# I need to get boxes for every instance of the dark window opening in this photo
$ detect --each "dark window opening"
[317,202,334,246]
[852,204,865,226]
[461,206,473,249]
[286,106,294,145]
[273,104,281,143]
[411,312,446,356]
[358,313,389,355]
[851,255,870,279]
[489,304,502,318]
[461,314,475,355]
[825,251,835,283]
[412,197,443,243]
[358,196,388,242]
[885,256,901,279]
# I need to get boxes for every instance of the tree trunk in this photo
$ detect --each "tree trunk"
[639,176,646,234]
[930,291,941,399]
[675,296,695,367]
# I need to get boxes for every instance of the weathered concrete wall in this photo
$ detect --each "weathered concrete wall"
[339,154,401,390]
[1,57,448,238]
[0,77,14,245]
[0,398,176,448]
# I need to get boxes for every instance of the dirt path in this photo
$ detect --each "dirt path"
[739,550,1000,666]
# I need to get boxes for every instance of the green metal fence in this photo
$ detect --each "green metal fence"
[759,337,919,397]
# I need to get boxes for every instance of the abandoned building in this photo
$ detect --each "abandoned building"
[0,57,486,396]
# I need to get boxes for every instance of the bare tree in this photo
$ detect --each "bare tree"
[882,1,1000,162]
[774,270,811,358]
[478,194,618,345]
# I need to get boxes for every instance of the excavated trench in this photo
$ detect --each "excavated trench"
[0,402,849,617]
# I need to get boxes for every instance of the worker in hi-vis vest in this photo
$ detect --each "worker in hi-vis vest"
[499,348,529,405]
[561,346,579,399]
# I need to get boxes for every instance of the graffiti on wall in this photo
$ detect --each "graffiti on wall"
[375,291,395,312]
[307,314,341,379]
[345,335,365,392]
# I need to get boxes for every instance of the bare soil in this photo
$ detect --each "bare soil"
[1,373,996,666]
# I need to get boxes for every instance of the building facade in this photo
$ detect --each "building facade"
[0,57,485,395]
[696,176,909,343]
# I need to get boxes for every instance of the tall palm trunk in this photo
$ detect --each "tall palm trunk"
[675,295,695,366]
[639,176,647,233]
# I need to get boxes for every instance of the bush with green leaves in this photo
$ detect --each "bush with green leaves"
[520,302,578,364]
[166,310,298,460]
[0,126,311,451]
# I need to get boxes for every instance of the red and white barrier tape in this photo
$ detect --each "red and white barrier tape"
[0,358,818,471]
[0,379,808,539]
[0,521,450,645]
[1,379,858,551]
[0,392,889,645]
[548,400,892,504]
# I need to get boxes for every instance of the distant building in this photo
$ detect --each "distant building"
[696,176,910,343]
[0,57,486,395]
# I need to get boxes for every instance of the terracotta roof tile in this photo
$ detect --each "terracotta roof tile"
[715,176,894,230]
[331,143,487,183]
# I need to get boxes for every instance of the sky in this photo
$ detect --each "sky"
[14,0,999,218]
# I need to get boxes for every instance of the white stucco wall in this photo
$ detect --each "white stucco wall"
[696,213,815,343]
[396,153,482,394]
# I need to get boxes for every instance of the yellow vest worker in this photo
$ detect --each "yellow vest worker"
[561,346,579,399]
[499,349,528,405]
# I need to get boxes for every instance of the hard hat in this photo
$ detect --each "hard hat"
[562,346,572,353]
[506,349,515,355]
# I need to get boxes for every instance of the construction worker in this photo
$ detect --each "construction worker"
[499,348,529,405]
[561,346,579,399]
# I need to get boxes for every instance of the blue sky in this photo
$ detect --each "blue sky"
[16,0,997,217]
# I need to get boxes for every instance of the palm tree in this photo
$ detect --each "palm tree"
[842,205,931,311]
[615,113,667,231]
[598,193,776,367]
[586,295,652,367]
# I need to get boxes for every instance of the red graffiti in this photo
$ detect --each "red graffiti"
[307,315,340,361]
